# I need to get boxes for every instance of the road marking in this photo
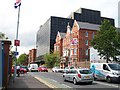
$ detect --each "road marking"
[34,76,57,88]
[94,81,119,88]
[61,84,72,88]
[50,79,72,88]
[51,79,57,82]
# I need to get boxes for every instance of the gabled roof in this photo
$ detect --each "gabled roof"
[72,20,79,33]
[59,32,66,38]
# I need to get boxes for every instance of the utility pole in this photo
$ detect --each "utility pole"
[13,1,21,82]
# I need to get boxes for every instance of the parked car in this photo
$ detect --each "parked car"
[28,63,38,72]
[20,66,29,72]
[38,66,48,72]
[20,67,27,74]
[11,66,27,74]
[52,67,63,73]
[63,68,94,85]
[63,66,74,73]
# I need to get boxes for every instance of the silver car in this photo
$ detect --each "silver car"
[63,68,94,85]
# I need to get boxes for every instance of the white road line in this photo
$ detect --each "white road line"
[51,79,57,82]
[94,81,119,88]
[61,84,72,88]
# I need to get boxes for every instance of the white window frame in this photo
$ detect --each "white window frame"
[86,49,88,56]
[74,48,77,55]
[85,31,88,37]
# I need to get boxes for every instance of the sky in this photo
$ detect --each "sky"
[0,0,119,56]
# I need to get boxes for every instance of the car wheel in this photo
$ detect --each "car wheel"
[89,81,93,84]
[21,71,24,74]
[73,78,77,85]
[63,76,66,81]
[93,76,97,81]
[106,76,111,83]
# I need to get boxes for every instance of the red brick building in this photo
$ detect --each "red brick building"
[54,20,99,68]
[28,48,37,64]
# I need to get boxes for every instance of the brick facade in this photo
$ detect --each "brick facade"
[54,20,98,68]
[28,49,37,64]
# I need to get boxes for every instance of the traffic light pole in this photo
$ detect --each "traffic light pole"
[13,4,21,83]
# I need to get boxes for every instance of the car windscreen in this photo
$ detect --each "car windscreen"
[79,70,92,74]
[108,64,120,70]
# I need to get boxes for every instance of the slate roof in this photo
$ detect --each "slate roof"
[77,22,100,30]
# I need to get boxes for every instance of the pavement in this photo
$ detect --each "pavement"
[7,73,53,90]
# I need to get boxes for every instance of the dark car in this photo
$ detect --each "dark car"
[38,66,48,72]
[20,66,29,72]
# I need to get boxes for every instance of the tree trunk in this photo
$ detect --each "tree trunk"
[106,54,109,63]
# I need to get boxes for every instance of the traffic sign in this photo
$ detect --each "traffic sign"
[14,40,20,46]
[14,51,19,56]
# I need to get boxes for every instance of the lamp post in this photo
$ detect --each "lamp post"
[13,2,21,82]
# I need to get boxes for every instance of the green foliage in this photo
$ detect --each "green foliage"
[0,32,8,40]
[17,53,27,65]
[44,51,60,68]
[10,51,16,65]
[91,19,120,63]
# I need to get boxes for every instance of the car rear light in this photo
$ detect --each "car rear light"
[77,74,81,78]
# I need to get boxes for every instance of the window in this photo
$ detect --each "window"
[108,64,120,70]
[70,70,77,74]
[103,64,110,71]
[85,40,88,45]
[74,48,77,55]
[85,49,88,56]
[73,58,77,62]
[85,31,88,37]
[79,70,92,74]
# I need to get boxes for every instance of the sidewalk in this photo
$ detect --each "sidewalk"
[7,73,52,89]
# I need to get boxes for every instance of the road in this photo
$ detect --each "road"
[28,72,120,89]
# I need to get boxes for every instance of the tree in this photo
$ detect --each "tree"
[91,19,120,63]
[44,51,60,68]
[17,53,28,65]
[0,32,8,40]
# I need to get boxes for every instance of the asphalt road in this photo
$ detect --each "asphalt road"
[28,72,120,89]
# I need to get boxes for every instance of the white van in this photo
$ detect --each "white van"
[28,63,38,72]
[90,63,120,82]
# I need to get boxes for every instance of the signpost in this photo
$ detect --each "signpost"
[13,0,21,82]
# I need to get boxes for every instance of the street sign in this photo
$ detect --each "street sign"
[14,40,20,46]
[14,51,19,56]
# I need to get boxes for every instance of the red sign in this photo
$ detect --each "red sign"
[14,40,20,46]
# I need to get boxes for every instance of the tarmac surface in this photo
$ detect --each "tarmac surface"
[7,73,52,89]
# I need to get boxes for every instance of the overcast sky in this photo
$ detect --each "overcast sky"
[0,0,119,56]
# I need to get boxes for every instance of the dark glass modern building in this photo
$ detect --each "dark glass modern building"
[36,8,115,59]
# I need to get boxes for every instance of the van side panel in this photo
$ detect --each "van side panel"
[90,63,105,80]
